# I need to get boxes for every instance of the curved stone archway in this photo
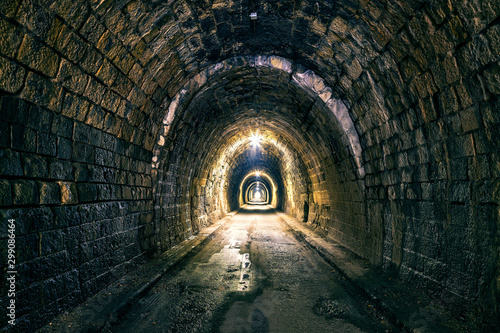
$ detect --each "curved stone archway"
[152,55,365,178]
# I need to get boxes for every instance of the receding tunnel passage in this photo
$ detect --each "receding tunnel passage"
[245,181,268,204]
[0,0,499,332]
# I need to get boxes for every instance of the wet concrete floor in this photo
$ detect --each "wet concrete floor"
[111,205,393,333]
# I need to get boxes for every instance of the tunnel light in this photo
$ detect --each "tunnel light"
[250,134,261,146]
[255,171,260,177]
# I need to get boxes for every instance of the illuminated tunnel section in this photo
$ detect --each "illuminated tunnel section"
[246,181,268,204]
[151,57,364,255]
[244,177,271,205]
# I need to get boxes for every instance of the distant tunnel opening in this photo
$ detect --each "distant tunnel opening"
[246,181,268,204]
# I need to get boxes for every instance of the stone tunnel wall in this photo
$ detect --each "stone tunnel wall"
[0,1,159,330]
[297,104,369,259]
[333,0,500,326]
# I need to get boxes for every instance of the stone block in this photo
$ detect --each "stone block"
[73,122,91,144]
[39,181,60,204]
[17,233,39,262]
[0,122,10,148]
[0,56,26,93]
[17,34,59,77]
[51,115,73,138]
[0,179,12,206]
[97,184,112,201]
[37,132,57,157]
[58,181,78,204]
[0,19,23,58]
[127,86,147,106]
[101,89,121,111]
[62,93,90,122]
[48,159,73,180]
[112,75,134,98]
[57,137,72,159]
[40,229,65,256]
[77,183,98,203]
[114,53,135,77]
[54,27,86,63]
[84,78,106,105]
[80,47,104,75]
[418,96,438,123]
[21,153,48,178]
[0,149,23,176]
[438,86,459,115]
[449,181,470,202]
[444,15,468,44]
[0,96,30,125]
[72,142,94,162]
[56,59,89,94]
[103,113,122,136]
[21,72,63,111]
[483,60,500,95]
[432,54,460,88]
[464,74,489,104]
[85,104,106,130]
[0,0,19,18]
[477,34,497,67]
[95,147,114,167]
[28,105,53,133]
[11,124,37,153]
[450,158,468,180]
[97,31,121,60]
[468,156,490,180]
[96,59,118,87]
[89,128,103,147]
[74,163,90,182]
[486,24,500,54]
[128,63,145,86]
[472,179,496,203]
[12,180,39,205]
[80,14,105,43]
[50,0,89,30]
[447,134,475,158]
[52,205,80,228]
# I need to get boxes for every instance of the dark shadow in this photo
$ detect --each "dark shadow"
[303,201,309,222]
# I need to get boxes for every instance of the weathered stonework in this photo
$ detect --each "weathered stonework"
[0,0,498,331]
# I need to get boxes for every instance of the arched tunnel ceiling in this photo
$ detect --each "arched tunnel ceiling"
[93,0,420,158]
[114,0,363,88]
[152,56,365,192]
[78,0,498,181]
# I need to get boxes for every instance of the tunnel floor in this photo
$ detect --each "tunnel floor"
[109,205,392,333]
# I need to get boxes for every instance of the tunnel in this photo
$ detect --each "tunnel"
[0,0,499,331]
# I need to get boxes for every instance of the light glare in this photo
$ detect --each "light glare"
[250,134,260,146]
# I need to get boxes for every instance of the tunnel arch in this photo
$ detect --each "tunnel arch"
[150,56,368,256]
[245,180,269,204]
[239,171,278,208]
[152,55,365,178]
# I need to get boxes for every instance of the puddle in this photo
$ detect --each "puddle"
[238,253,252,291]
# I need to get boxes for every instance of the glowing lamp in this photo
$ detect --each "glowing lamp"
[250,134,260,146]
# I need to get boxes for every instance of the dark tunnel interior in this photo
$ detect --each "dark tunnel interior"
[0,0,499,331]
